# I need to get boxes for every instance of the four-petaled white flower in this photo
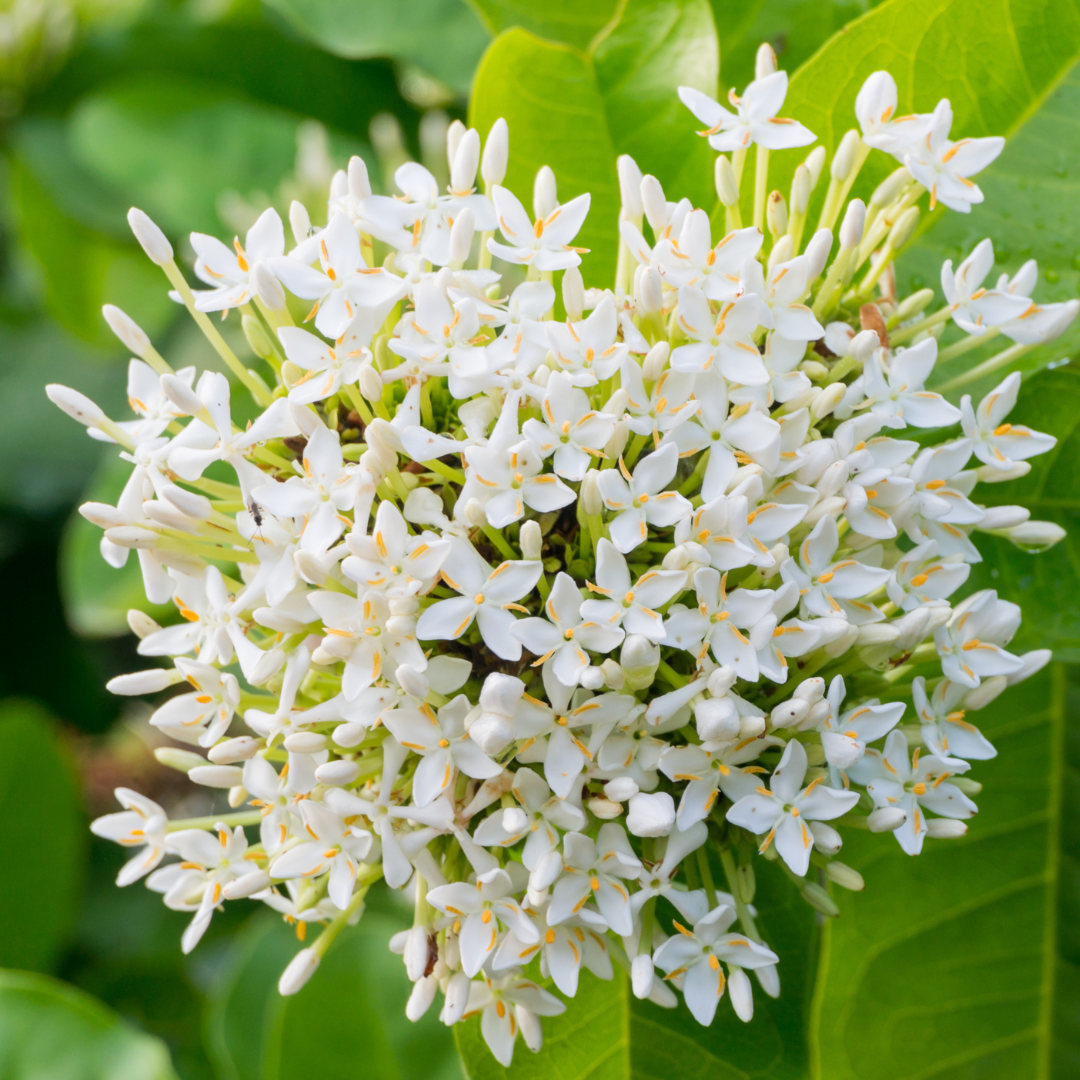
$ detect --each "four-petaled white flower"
[488,185,590,270]
[596,443,692,553]
[90,788,169,886]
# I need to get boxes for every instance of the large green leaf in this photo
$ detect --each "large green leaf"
[809,664,1079,1078]
[0,970,178,1079]
[263,0,490,94]
[468,0,621,50]
[469,0,719,289]
[0,700,85,972]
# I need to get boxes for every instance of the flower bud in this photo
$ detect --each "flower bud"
[127,207,173,265]
[451,128,480,193]
[631,954,655,1000]
[895,287,935,321]
[1008,649,1052,686]
[228,784,247,809]
[279,948,320,995]
[445,118,466,172]
[755,41,777,78]
[333,721,367,748]
[739,714,766,739]
[870,166,909,209]
[770,698,809,728]
[447,207,475,267]
[284,731,328,754]
[790,164,811,216]
[857,623,900,645]
[640,174,667,234]
[830,130,861,183]
[347,154,372,200]
[868,806,906,832]
[468,711,513,756]
[329,169,347,201]
[926,818,968,840]
[737,862,756,903]
[642,340,670,382]
[355,365,383,407]
[1004,520,1067,550]
[808,820,842,855]
[981,505,1030,530]
[107,668,184,695]
[728,966,754,1022]
[887,205,920,249]
[766,190,788,238]
[530,849,563,891]
[250,261,286,310]
[714,154,739,207]
[513,519,541,561]
[580,471,603,516]
[964,675,1007,709]
[601,659,625,689]
[603,419,631,462]
[533,165,557,220]
[580,666,606,690]
[102,304,152,358]
[617,154,644,219]
[80,502,126,529]
[289,200,312,245]
[161,484,211,520]
[604,776,639,802]
[638,265,663,314]
[950,776,982,795]
[804,145,826,190]
[850,328,880,361]
[46,384,107,428]
[407,975,438,1021]
[588,797,623,820]
[626,791,675,837]
[127,609,160,639]
[767,234,793,273]
[695,696,739,741]
[209,736,262,764]
[188,764,244,788]
[825,861,864,891]
[223,870,271,900]
[976,461,1030,484]
[481,118,509,188]
[242,313,275,361]
[801,881,840,917]
[563,264,585,321]
[804,228,833,279]
[838,198,866,250]
[621,635,660,689]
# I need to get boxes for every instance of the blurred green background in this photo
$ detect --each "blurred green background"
[3,0,1079,1077]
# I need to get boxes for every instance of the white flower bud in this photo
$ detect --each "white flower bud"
[329,169,347,200]
[640,174,667,234]
[441,971,471,1026]
[601,659,625,689]
[630,953,655,1000]
[767,191,788,238]
[102,305,152,358]
[604,776,639,803]
[518,1004,544,1053]
[887,205,920,249]
[755,963,780,998]
[188,764,244,788]
[1008,649,1052,686]
[395,663,429,700]
[445,119,466,173]
[810,385,845,424]
[892,606,932,650]
[588,797,623,820]
[289,200,312,245]
[801,881,840,917]
[447,207,475,267]
[825,861,864,891]
[981,505,1032,530]
[283,731,328,754]
[804,228,833,279]
[621,635,660,689]
[580,471,603,516]
[451,129,480,193]
[926,819,968,839]
[562,264,584,321]
[694,696,740,741]
[355,365,384,408]
[154,747,207,772]
[855,71,897,135]
[127,207,172,265]
[830,130,861,182]
[533,165,557,220]
[638,265,663,314]
[603,419,631,462]
[79,502,126,529]
[896,287,935,320]
[161,484,211,520]
[617,154,644,219]
[839,199,866,249]
[223,870,271,900]
[642,340,670,382]
[964,675,1007,709]
[107,668,183,695]
[530,849,563,891]
[767,234,793,273]
[279,948,320,995]
[403,924,430,982]
[468,712,513,756]
[228,784,246,808]
[481,118,509,188]
[976,461,1030,483]
[104,525,159,548]
[739,714,766,739]
[462,498,487,528]
[46,384,107,428]
[770,698,809,728]
[247,261,285,311]
[850,328,880,361]
[870,166,909,209]
[347,155,372,200]
[127,609,160,639]
[407,975,438,1021]
[332,721,367,748]
[857,623,901,645]
[868,806,906,832]
[809,820,842,855]
[627,791,675,837]
[755,41,777,78]
[714,154,739,207]
[804,145,827,190]
[728,966,755,1022]
[790,164,812,215]
[580,666,605,690]
[1004,520,1067,549]
[706,667,737,696]
[209,736,262,764]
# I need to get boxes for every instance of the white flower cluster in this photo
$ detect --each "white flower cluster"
[52,44,1075,1068]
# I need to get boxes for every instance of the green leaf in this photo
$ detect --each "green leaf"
[455,968,629,1079]
[0,970,178,1079]
[962,363,1080,662]
[67,77,321,236]
[60,453,172,639]
[808,663,1080,1078]
[469,0,719,288]
[468,0,621,49]
[209,904,463,1080]
[0,700,85,972]
[264,0,490,94]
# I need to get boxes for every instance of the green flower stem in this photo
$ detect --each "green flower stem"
[422,458,465,485]
[342,384,375,426]
[658,660,688,688]
[314,873,381,958]
[167,810,262,832]
[935,340,1034,393]
[637,896,656,954]
[719,845,764,944]
[481,525,517,561]
[937,325,1003,364]
[889,304,953,345]
[697,846,718,909]
[753,145,770,233]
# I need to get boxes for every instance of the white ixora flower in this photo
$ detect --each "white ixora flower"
[596,443,692,553]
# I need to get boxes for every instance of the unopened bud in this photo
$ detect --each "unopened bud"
[977,461,1030,483]
[279,948,320,995]
[804,145,826,191]
[638,265,662,314]
[857,623,900,645]
[228,784,248,807]
[825,861,864,891]
[770,697,809,728]
[804,228,833,279]
[739,714,766,739]
[601,659,625,689]
[154,747,207,773]
[580,472,603,516]
[790,165,811,215]
[348,155,372,200]
[102,304,151,358]
[563,265,584,321]
[737,862,756,904]
[46,384,107,428]
[809,820,842,854]
[896,287,935,320]
[887,205,920,249]
[640,174,667,234]
[631,954,654,1000]
[1004,520,1066,550]
[160,373,204,417]
[604,776,639,803]
[830,130,860,183]
[107,668,183,695]
[715,155,739,207]
[626,791,675,837]
[127,207,173,265]
[533,165,557,220]
[1008,648,1052,686]
[950,776,982,795]
[448,207,475,266]
[588,797,623,820]
[767,191,788,238]
[981,505,1029,530]
[289,200,312,246]
[242,314,275,361]
[811,382,846,420]
[127,609,161,639]
[767,234,793,272]
[695,696,739,741]
[481,118,509,188]
[603,419,630,461]
[579,666,605,690]
[407,974,438,1021]
[251,262,286,310]
[450,129,480,194]
[209,736,262,764]
[868,806,906,832]
[642,340,669,382]
[964,675,1007,710]
[519,521,542,561]
[839,198,866,249]
[617,155,644,219]
[755,41,777,78]
[80,502,126,529]
[162,484,211,520]
[870,166,909,209]
[223,869,271,900]
[926,819,968,840]
[801,881,840,917]
[283,731,328,754]
[357,364,384,406]
[188,764,244,788]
